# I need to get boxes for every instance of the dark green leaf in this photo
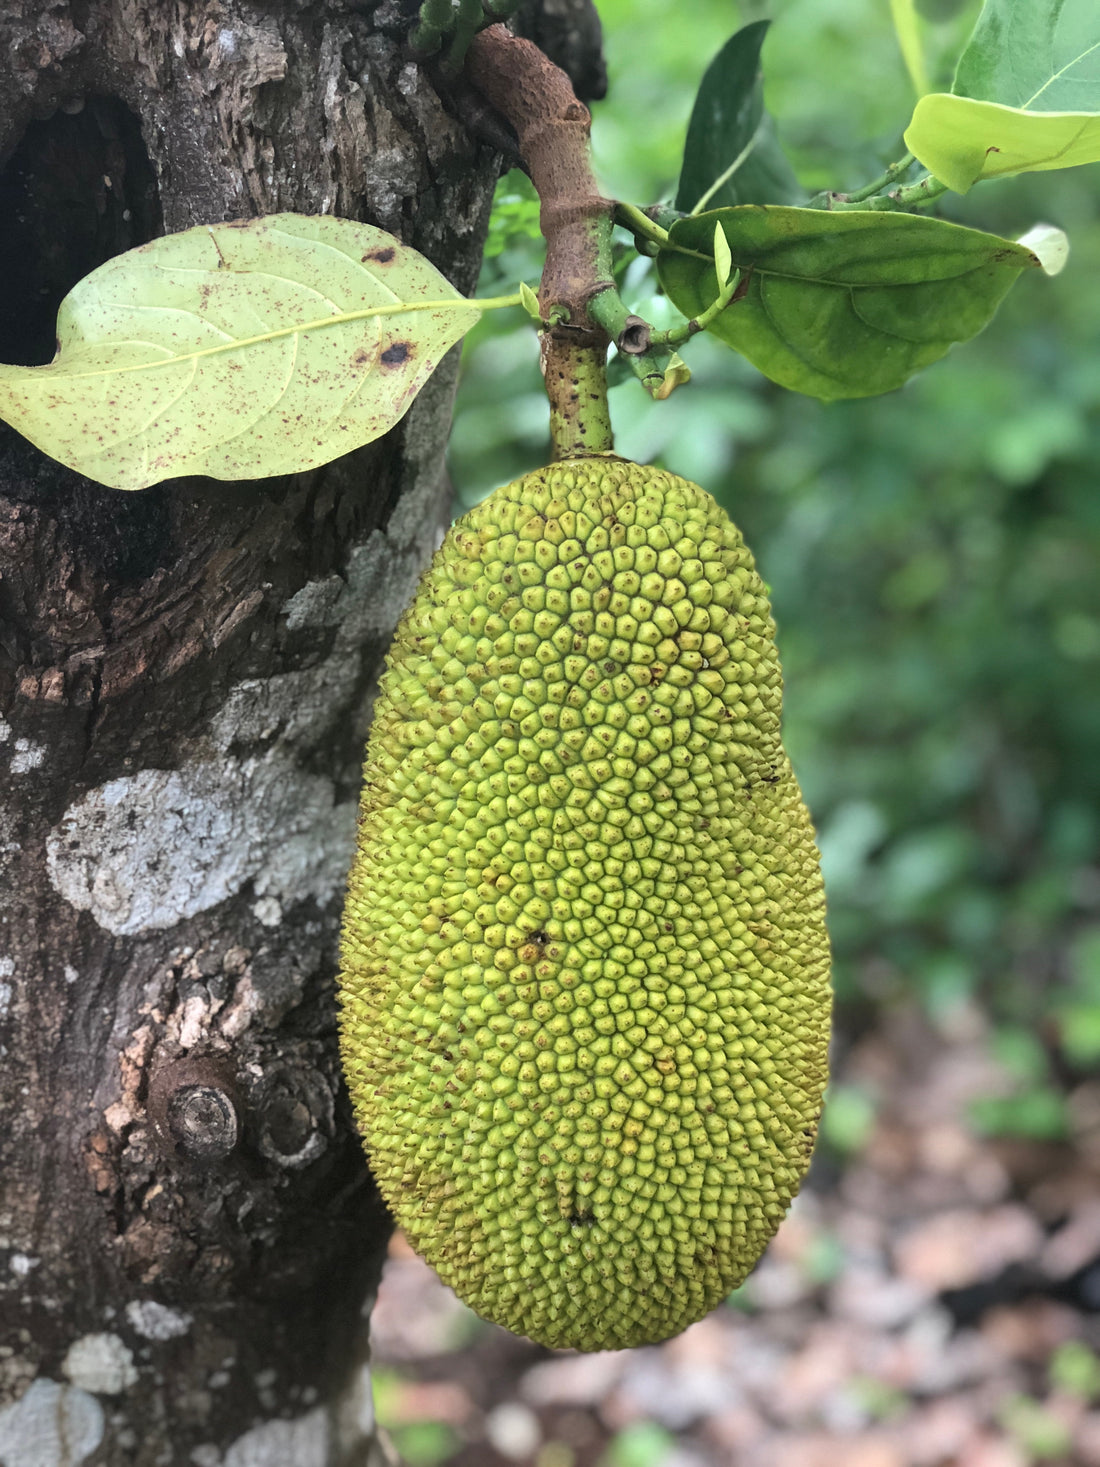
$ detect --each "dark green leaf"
[674,21,803,213]
[657,206,1037,400]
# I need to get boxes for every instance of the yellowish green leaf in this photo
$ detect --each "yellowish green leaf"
[0,214,483,490]
[655,354,692,400]
[519,280,542,321]
[713,221,734,288]
[905,93,1100,191]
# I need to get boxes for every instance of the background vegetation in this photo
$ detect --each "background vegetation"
[368,5,1100,1462]
[451,0,1100,1147]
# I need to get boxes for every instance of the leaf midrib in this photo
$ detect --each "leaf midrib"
[0,298,481,386]
[667,246,1024,291]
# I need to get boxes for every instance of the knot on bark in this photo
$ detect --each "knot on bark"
[148,1057,240,1161]
[252,1064,334,1171]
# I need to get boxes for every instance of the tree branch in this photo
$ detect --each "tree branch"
[466,23,615,457]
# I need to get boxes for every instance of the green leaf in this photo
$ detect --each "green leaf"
[674,21,803,213]
[713,221,733,289]
[0,214,483,490]
[391,1423,461,1467]
[1058,1001,1100,1064]
[954,0,1100,112]
[657,206,1038,400]
[970,1089,1069,1140]
[905,0,1100,190]
[890,0,930,96]
[519,280,542,320]
[821,1084,877,1154]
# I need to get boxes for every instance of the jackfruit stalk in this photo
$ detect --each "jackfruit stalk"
[339,455,831,1352]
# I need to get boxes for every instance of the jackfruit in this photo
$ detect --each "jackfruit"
[339,456,830,1351]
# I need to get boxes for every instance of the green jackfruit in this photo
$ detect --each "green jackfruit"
[339,457,830,1351]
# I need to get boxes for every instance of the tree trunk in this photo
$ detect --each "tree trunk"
[0,3,601,1463]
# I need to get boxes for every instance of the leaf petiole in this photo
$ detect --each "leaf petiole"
[613,203,670,252]
[474,291,528,312]
[821,170,949,212]
[650,263,742,349]
[844,152,916,203]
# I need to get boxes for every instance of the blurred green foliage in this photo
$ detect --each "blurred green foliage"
[372,1369,462,1465]
[598,1421,677,1467]
[450,1,1100,1125]
[1049,1340,1100,1402]
[820,1082,878,1153]
[995,1340,1100,1461]
[998,1393,1073,1461]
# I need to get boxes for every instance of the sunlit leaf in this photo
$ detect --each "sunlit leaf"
[905,0,1100,190]
[905,94,1100,191]
[1016,223,1070,276]
[674,21,802,213]
[713,221,733,288]
[0,214,484,490]
[657,206,1038,400]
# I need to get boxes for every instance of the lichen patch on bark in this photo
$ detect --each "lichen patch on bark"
[222,1406,329,1467]
[0,1378,104,1466]
[61,1332,138,1395]
[45,757,356,936]
[124,1299,193,1341]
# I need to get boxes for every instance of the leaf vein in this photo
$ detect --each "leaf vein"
[1023,36,1100,109]
[753,280,850,387]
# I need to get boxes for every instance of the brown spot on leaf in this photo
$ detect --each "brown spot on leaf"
[364,247,396,264]
[380,341,410,367]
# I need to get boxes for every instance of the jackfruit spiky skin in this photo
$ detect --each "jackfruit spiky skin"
[339,457,830,1352]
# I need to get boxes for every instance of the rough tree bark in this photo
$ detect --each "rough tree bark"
[0,2,602,1463]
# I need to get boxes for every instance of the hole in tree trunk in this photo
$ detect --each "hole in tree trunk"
[0,95,162,366]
